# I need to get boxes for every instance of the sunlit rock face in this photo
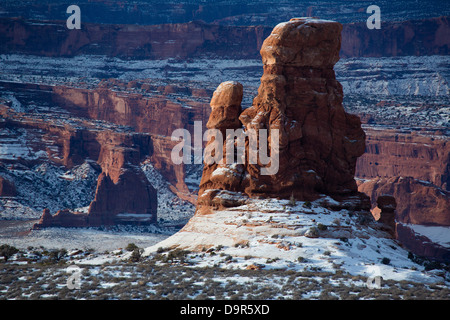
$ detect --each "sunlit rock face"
[197,18,369,214]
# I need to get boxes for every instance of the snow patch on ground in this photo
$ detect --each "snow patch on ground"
[141,197,447,285]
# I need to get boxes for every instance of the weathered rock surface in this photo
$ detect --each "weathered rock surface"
[88,169,157,226]
[33,208,88,229]
[88,142,157,225]
[340,16,450,58]
[0,102,160,228]
[198,18,369,211]
[52,83,210,137]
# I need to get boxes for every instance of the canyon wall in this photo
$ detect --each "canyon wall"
[356,127,449,228]
[51,83,210,137]
[356,127,450,191]
[340,16,450,57]
[359,176,450,226]
[0,18,270,59]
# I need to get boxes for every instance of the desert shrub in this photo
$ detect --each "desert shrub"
[125,243,139,252]
[156,247,171,254]
[381,257,391,265]
[303,201,312,208]
[317,223,328,231]
[129,248,142,262]
[234,240,250,248]
[48,249,67,263]
[0,244,19,262]
[165,248,190,263]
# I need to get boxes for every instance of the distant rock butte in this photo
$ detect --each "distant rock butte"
[0,105,161,229]
[33,141,158,228]
[197,18,370,213]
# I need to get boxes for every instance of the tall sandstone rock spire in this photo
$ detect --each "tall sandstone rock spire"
[198,18,369,213]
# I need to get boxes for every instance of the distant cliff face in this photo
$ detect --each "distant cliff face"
[340,16,450,57]
[1,101,159,228]
[197,18,369,212]
[1,17,448,59]
[356,127,450,191]
[0,18,270,59]
[356,127,450,229]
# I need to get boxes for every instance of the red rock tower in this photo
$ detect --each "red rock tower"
[198,18,368,211]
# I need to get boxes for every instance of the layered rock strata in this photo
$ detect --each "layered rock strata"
[1,16,448,59]
[356,127,450,191]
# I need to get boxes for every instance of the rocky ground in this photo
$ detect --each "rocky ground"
[1,197,449,300]
[1,257,449,300]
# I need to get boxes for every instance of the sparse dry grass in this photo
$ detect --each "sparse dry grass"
[0,246,449,300]
[1,258,449,300]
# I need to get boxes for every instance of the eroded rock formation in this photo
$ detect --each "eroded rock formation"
[359,176,450,226]
[1,16,448,59]
[198,18,369,212]
[33,208,88,229]
[88,144,157,225]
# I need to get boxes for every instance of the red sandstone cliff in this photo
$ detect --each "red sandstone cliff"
[0,102,159,228]
[340,16,450,57]
[0,18,270,59]
[356,127,450,191]
[51,83,210,137]
[356,126,450,233]
[359,176,450,226]
[1,16,448,59]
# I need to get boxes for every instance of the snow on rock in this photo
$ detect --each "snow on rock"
[142,197,446,284]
